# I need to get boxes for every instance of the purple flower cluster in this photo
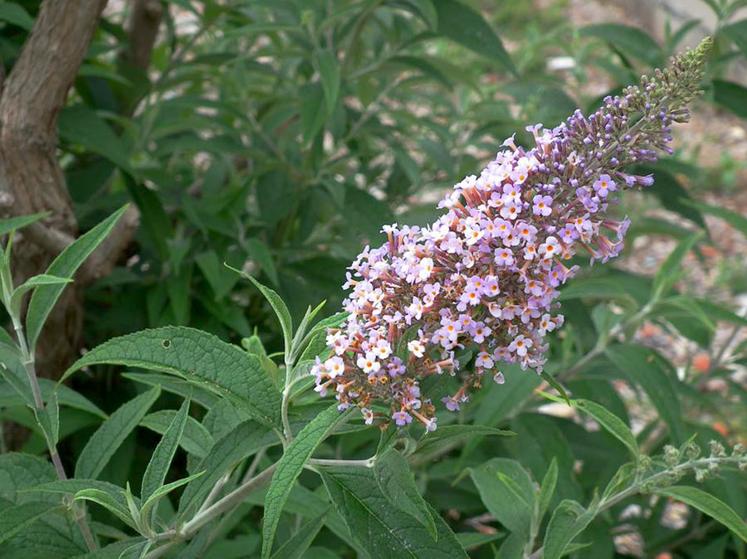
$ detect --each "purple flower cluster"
[312,41,709,430]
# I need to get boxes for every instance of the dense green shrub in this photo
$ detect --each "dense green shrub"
[2,1,747,558]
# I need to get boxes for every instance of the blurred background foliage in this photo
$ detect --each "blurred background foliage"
[0,0,743,340]
[2,0,747,557]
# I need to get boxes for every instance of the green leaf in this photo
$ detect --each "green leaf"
[140,410,213,459]
[0,2,34,30]
[63,326,281,428]
[433,0,516,75]
[652,232,702,298]
[140,470,205,522]
[637,166,705,228]
[342,187,394,242]
[580,23,663,66]
[575,399,638,458]
[456,531,505,551]
[414,424,514,458]
[0,501,59,544]
[0,452,56,497]
[606,344,685,444]
[470,364,540,434]
[300,82,326,143]
[178,419,278,516]
[542,499,597,559]
[58,105,132,172]
[28,478,137,530]
[0,213,48,237]
[76,487,138,531]
[261,405,349,559]
[684,199,747,239]
[722,18,747,58]
[9,274,72,317]
[123,371,218,409]
[269,512,328,559]
[195,251,239,300]
[141,399,190,501]
[75,387,161,479]
[538,458,558,521]
[374,449,437,539]
[713,79,747,119]
[317,49,340,114]
[290,300,327,362]
[540,371,571,405]
[228,266,293,360]
[245,238,279,287]
[26,206,127,351]
[321,466,468,558]
[297,311,348,364]
[654,486,747,543]
[470,458,536,536]
[0,376,105,418]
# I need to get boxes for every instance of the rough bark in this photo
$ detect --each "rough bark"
[0,0,109,378]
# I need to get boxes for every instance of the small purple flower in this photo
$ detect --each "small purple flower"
[476,351,494,369]
[532,194,553,216]
[593,174,616,197]
[392,410,413,426]
[494,248,515,267]
[442,396,461,412]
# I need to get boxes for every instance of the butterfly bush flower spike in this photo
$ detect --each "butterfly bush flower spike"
[312,39,711,431]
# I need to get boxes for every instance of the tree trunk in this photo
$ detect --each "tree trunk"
[0,0,109,378]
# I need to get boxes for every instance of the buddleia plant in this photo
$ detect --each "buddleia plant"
[4,37,747,559]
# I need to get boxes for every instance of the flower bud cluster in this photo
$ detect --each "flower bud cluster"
[312,41,711,430]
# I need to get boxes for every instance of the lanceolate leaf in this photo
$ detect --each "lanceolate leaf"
[261,405,350,559]
[542,499,597,559]
[654,486,747,543]
[538,458,559,521]
[433,0,516,76]
[317,49,341,114]
[684,199,747,239]
[140,410,213,459]
[652,232,702,298]
[606,344,685,444]
[123,371,218,409]
[470,458,536,536]
[712,79,747,119]
[75,387,161,480]
[269,512,328,559]
[26,206,127,351]
[140,471,205,522]
[229,267,293,358]
[178,420,278,516]
[320,466,468,559]
[414,424,514,459]
[580,23,664,66]
[27,479,138,530]
[63,326,281,428]
[575,399,638,458]
[141,399,190,501]
[0,212,48,237]
[0,501,60,544]
[374,449,437,538]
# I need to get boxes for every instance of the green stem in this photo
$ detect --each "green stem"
[10,315,98,552]
[527,455,744,559]
[181,464,276,538]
